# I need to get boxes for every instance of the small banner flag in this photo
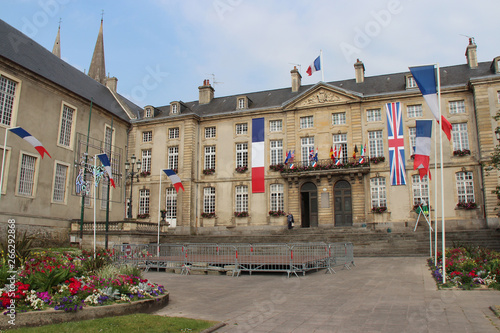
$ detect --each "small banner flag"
[162,169,184,192]
[9,127,51,159]
[252,118,265,193]
[306,55,321,76]
[414,120,433,180]
[386,102,406,186]
[409,65,452,141]
[96,153,115,188]
[329,146,334,161]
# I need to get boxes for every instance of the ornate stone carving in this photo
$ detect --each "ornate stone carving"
[300,89,343,106]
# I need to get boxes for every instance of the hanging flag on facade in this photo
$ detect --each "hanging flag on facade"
[96,153,115,188]
[252,118,265,193]
[359,144,365,163]
[162,168,184,192]
[414,120,433,180]
[409,65,452,141]
[9,127,51,158]
[329,146,334,161]
[353,144,358,159]
[386,102,406,185]
[284,150,291,164]
[306,55,321,76]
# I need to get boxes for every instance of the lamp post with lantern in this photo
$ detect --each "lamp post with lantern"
[125,154,141,219]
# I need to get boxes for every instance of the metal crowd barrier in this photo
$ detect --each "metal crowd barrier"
[112,242,354,277]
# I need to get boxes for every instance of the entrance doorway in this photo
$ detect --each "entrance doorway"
[334,180,352,227]
[300,182,318,228]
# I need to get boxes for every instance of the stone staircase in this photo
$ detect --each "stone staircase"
[160,227,500,257]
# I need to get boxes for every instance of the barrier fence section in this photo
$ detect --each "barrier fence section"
[112,242,354,277]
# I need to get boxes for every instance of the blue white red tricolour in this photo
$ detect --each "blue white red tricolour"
[409,65,452,141]
[306,55,321,76]
[386,102,406,186]
[252,118,265,193]
[414,120,433,180]
[96,153,115,188]
[162,169,184,192]
[9,127,51,159]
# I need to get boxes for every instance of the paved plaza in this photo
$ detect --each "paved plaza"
[145,257,500,333]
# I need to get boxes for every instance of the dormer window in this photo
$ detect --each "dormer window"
[172,104,178,114]
[236,96,252,110]
[238,98,245,109]
[406,75,417,89]
[145,108,152,118]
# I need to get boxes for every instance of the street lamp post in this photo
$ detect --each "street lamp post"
[125,154,141,219]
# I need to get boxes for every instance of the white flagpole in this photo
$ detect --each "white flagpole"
[157,169,162,257]
[0,129,8,201]
[434,98,438,264]
[437,63,446,284]
[320,49,324,82]
[93,155,97,259]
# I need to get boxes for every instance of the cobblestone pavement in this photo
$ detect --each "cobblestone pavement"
[145,257,500,333]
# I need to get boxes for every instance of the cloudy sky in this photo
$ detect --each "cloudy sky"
[2,0,499,108]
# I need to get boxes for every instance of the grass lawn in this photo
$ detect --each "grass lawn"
[7,313,218,332]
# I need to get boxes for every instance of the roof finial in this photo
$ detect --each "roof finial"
[101,9,104,22]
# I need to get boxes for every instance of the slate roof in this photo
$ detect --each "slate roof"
[0,19,141,122]
[147,60,497,122]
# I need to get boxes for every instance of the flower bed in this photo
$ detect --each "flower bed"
[0,249,167,315]
[429,245,500,290]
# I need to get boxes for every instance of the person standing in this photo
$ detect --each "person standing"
[287,212,294,229]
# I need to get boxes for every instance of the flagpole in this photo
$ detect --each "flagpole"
[93,154,97,259]
[105,117,113,250]
[157,169,162,258]
[0,129,8,201]
[437,63,446,284]
[434,103,438,264]
[320,49,324,82]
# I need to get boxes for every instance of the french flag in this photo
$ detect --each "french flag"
[9,127,51,159]
[97,153,115,188]
[414,120,433,180]
[162,169,184,193]
[306,55,321,76]
[252,118,265,193]
[409,65,452,141]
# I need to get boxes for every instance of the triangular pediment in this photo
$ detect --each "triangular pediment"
[283,83,362,110]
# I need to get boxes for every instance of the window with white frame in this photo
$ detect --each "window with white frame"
[412,175,429,206]
[300,116,314,129]
[236,143,248,168]
[145,108,152,118]
[204,146,216,170]
[236,123,248,135]
[52,163,68,203]
[18,153,37,196]
[456,172,474,204]
[368,131,384,157]
[409,127,416,155]
[205,126,216,138]
[165,188,177,219]
[169,127,179,139]
[270,140,283,165]
[332,112,346,125]
[0,147,10,193]
[143,131,152,142]
[449,100,465,114]
[139,189,150,215]
[203,187,215,213]
[407,76,417,88]
[238,98,245,109]
[58,104,75,147]
[104,125,113,156]
[452,123,469,151]
[407,104,423,118]
[142,149,151,172]
[0,76,17,126]
[270,183,284,212]
[168,146,179,170]
[301,137,315,165]
[370,177,387,208]
[171,104,178,114]
[270,120,282,132]
[333,133,348,164]
[235,185,248,213]
[367,108,382,122]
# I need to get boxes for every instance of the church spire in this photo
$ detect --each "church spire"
[52,20,61,58]
[88,17,106,84]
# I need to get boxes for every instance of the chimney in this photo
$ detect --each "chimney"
[291,66,302,92]
[466,38,478,69]
[354,59,365,83]
[198,79,214,104]
[106,77,118,92]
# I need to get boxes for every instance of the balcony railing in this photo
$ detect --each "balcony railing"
[280,157,370,174]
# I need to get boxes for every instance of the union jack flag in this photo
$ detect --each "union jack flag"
[386,102,406,185]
